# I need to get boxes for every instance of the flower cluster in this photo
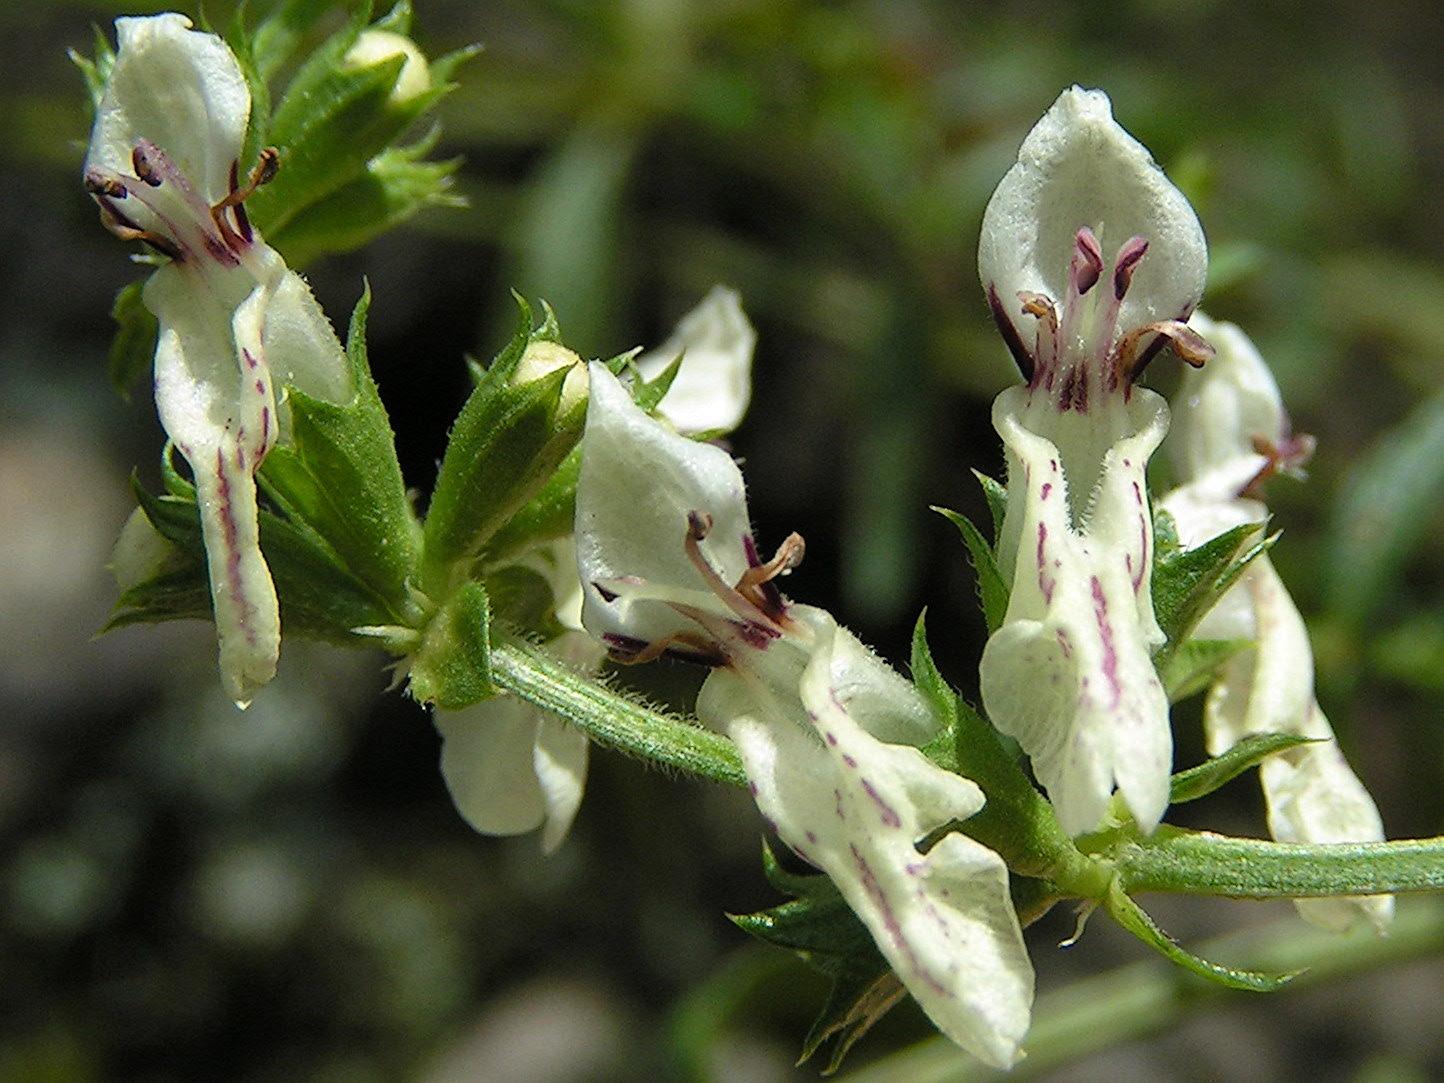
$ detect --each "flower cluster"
[83,17,1401,1067]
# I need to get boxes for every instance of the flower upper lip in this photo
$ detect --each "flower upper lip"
[979,87,1209,391]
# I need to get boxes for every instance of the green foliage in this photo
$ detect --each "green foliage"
[729,843,902,1074]
[105,280,157,398]
[1327,384,1444,624]
[480,447,582,565]
[256,136,464,267]
[909,615,1084,884]
[407,580,494,709]
[1157,637,1253,703]
[238,1,476,263]
[1150,512,1273,670]
[116,454,399,643]
[259,287,420,611]
[1104,881,1299,992]
[420,299,587,593]
[974,470,1008,543]
[68,24,115,111]
[932,506,1008,634]
[1169,733,1320,805]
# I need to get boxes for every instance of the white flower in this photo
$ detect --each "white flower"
[431,295,755,853]
[435,540,592,855]
[977,87,1211,836]
[576,364,1033,1066]
[84,14,351,706]
[1162,313,1391,933]
[633,286,756,435]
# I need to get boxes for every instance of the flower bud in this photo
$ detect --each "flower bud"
[344,30,431,104]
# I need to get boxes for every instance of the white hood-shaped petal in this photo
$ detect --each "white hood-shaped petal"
[576,362,755,649]
[88,14,248,208]
[1162,315,1390,932]
[979,87,1207,350]
[982,387,1171,835]
[700,612,1032,1068]
[634,286,756,435]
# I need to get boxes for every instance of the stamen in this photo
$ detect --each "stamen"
[84,171,128,199]
[1242,432,1317,499]
[1112,318,1213,386]
[1018,290,1060,383]
[131,144,163,187]
[683,512,787,632]
[737,532,805,621]
[603,629,725,667]
[96,207,184,261]
[1071,227,1104,296]
[211,147,280,249]
[1111,236,1149,300]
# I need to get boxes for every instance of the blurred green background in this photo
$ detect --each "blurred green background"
[4,0,1444,1079]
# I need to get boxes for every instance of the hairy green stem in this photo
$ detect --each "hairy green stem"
[840,897,1444,1083]
[1117,827,1444,898]
[489,633,747,788]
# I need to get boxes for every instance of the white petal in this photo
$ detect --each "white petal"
[147,263,281,706]
[437,698,588,851]
[983,386,1171,834]
[534,714,589,854]
[1161,312,1282,544]
[1201,558,1390,932]
[635,286,756,435]
[705,616,1033,1068]
[436,698,547,836]
[263,270,353,409]
[1169,313,1285,486]
[88,14,249,206]
[576,363,755,648]
[979,87,1206,349]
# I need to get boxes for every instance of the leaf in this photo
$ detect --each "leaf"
[728,843,901,1074]
[973,469,1008,545]
[69,25,116,113]
[630,352,682,414]
[483,564,563,637]
[224,12,271,172]
[1151,512,1272,666]
[909,614,1067,878]
[106,281,157,398]
[244,2,468,250]
[1105,881,1300,991]
[121,474,398,643]
[408,580,494,709]
[480,446,581,566]
[264,137,464,267]
[1158,637,1253,703]
[420,357,579,583]
[259,286,420,608]
[1170,733,1321,804]
[933,506,1009,634]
